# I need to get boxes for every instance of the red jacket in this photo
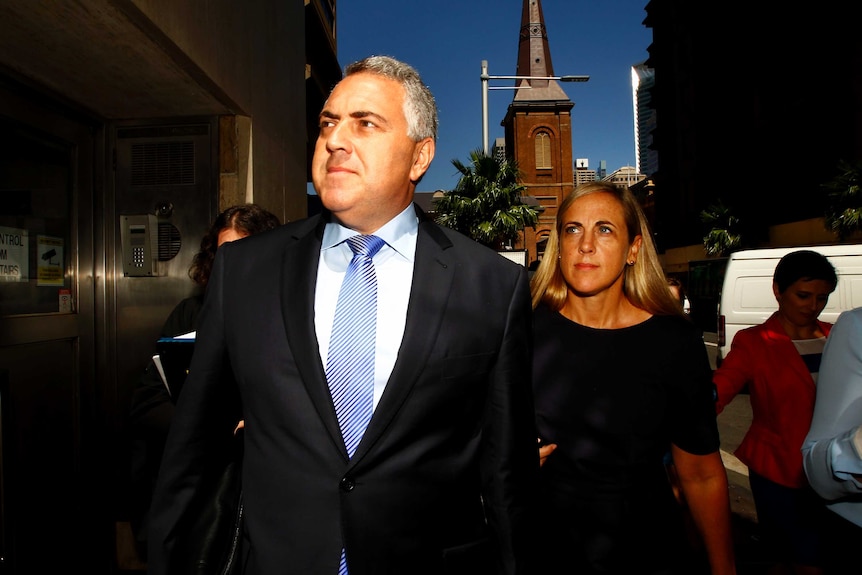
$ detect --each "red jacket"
[714,313,832,488]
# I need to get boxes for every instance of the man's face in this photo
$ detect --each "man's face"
[312,72,434,233]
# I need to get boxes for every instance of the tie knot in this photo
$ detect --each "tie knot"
[346,235,385,258]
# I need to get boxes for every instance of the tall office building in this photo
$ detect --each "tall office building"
[492,137,507,163]
[574,158,597,186]
[632,62,658,177]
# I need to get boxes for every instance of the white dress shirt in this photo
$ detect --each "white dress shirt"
[315,204,418,409]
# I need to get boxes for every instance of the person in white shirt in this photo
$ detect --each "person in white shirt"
[803,305,862,572]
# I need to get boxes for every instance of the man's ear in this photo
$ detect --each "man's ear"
[410,138,435,183]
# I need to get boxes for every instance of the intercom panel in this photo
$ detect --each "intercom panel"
[120,214,159,276]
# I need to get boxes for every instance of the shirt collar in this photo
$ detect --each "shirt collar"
[322,203,419,262]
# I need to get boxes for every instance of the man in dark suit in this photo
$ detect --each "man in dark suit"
[148,55,538,575]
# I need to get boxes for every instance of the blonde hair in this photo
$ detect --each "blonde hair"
[530,181,683,317]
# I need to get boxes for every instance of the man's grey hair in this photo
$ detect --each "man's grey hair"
[344,55,438,143]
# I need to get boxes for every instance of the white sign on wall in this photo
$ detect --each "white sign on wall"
[0,225,29,282]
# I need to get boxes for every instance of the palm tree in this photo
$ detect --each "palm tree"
[700,199,742,257]
[434,149,540,250]
[822,159,862,241]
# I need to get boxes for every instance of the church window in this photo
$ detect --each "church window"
[535,132,552,169]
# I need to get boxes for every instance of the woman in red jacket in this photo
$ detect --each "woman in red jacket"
[715,249,836,575]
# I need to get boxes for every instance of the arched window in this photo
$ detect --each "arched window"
[534,132,552,169]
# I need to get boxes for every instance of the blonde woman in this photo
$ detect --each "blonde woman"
[531,182,736,574]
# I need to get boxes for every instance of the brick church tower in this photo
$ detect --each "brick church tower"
[503,0,576,263]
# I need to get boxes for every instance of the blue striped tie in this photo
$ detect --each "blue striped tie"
[327,234,385,457]
[326,235,384,575]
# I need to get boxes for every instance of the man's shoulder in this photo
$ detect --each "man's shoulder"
[265,214,321,238]
[837,306,862,327]
[232,215,321,250]
[421,222,524,270]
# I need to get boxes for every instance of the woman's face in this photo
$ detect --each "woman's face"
[558,191,641,297]
[774,278,833,328]
[217,228,247,247]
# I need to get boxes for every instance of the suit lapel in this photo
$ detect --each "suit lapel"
[353,220,455,460]
[284,210,458,462]
[279,216,346,452]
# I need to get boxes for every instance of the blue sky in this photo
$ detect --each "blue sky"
[334,0,652,193]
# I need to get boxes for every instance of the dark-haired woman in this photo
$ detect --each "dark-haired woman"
[128,203,279,561]
[715,249,837,575]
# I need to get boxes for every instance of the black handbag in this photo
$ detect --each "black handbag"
[174,428,244,575]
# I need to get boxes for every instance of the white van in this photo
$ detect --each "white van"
[716,244,862,366]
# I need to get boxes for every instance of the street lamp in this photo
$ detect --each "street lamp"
[481,59,589,154]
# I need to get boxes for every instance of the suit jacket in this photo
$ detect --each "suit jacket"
[714,312,832,488]
[148,205,539,575]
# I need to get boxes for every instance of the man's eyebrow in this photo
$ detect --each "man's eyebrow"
[350,110,389,126]
[318,109,390,128]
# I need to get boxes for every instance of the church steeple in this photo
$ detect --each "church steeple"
[514,0,569,102]
[502,0,575,265]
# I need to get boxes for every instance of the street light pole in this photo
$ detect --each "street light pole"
[481,60,490,155]
[480,59,590,155]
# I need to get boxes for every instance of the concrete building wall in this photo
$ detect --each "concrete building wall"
[132,0,308,222]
